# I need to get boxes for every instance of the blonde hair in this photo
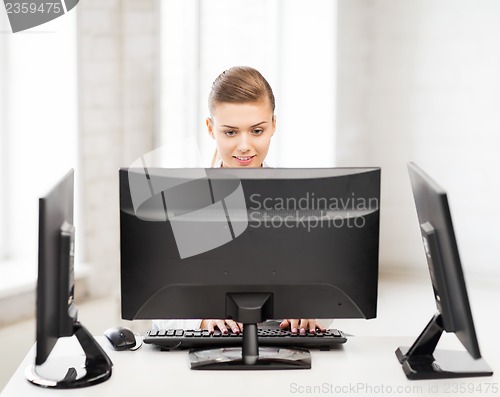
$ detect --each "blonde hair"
[209,66,275,167]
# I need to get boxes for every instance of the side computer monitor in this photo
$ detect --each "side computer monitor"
[27,169,112,389]
[120,167,380,369]
[396,162,493,379]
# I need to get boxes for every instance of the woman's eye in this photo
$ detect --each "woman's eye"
[225,131,236,137]
[252,129,264,135]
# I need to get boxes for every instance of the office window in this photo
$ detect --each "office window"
[160,0,337,167]
[0,13,77,274]
[0,11,8,260]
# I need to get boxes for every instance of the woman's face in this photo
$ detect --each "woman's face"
[207,100,276,167]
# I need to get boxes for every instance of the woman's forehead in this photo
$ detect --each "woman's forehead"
[212,101,273,126]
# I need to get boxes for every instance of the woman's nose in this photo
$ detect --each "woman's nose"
[237,134,251,153]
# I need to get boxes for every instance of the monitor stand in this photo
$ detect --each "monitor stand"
[189,293,311,370]
[396,313,493,380]
[26,322,113,388]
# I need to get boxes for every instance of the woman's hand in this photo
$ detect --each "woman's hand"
[279,319,326,334]
[200,319,244,334]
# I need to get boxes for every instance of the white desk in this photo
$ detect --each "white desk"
[1,335,497,397]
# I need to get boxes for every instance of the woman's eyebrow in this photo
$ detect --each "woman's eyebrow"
[220,121,267,129]
[250,121,268,128]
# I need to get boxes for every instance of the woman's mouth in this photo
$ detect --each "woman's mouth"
[233,155,256,165]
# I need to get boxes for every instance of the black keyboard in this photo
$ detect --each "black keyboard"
[144,328,347,351]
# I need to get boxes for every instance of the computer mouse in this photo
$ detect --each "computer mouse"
[104,327,140,351]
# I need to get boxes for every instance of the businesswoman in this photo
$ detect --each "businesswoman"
[201,66,329,335]
[154,67,330,334]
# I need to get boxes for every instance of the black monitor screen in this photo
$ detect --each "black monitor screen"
[120,167,380,322]
[31,169,112,388]
[408,162,479,357]
[395,163,492,379]
[36,169,77,366]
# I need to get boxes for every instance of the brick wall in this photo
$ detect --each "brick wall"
[78,0,159,298]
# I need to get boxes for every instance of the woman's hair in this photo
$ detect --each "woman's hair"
[209,66,275,166]
[209,66,275,115]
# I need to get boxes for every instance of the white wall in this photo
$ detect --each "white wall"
[337,0,500,279]
[73,0,500,299]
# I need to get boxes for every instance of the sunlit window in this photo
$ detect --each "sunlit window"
[160,0,337,168]
[0,10,9,261]
[0,11,77,273]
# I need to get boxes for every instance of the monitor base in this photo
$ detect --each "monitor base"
[189,346,311,370]
[26,322,113,388]
[396,313,493,380]
[190,293,309,370]
[396,346,493,380]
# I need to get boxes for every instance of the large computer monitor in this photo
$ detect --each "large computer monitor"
[26,169,112,388]
[120,167,380,369]
[396,162,493,379]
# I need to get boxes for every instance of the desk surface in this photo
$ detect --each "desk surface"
[1,335,497,397]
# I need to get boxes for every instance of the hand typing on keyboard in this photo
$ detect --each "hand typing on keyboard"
[200,319,327,335]
[200,319,244,334]
[279,319,326,335]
